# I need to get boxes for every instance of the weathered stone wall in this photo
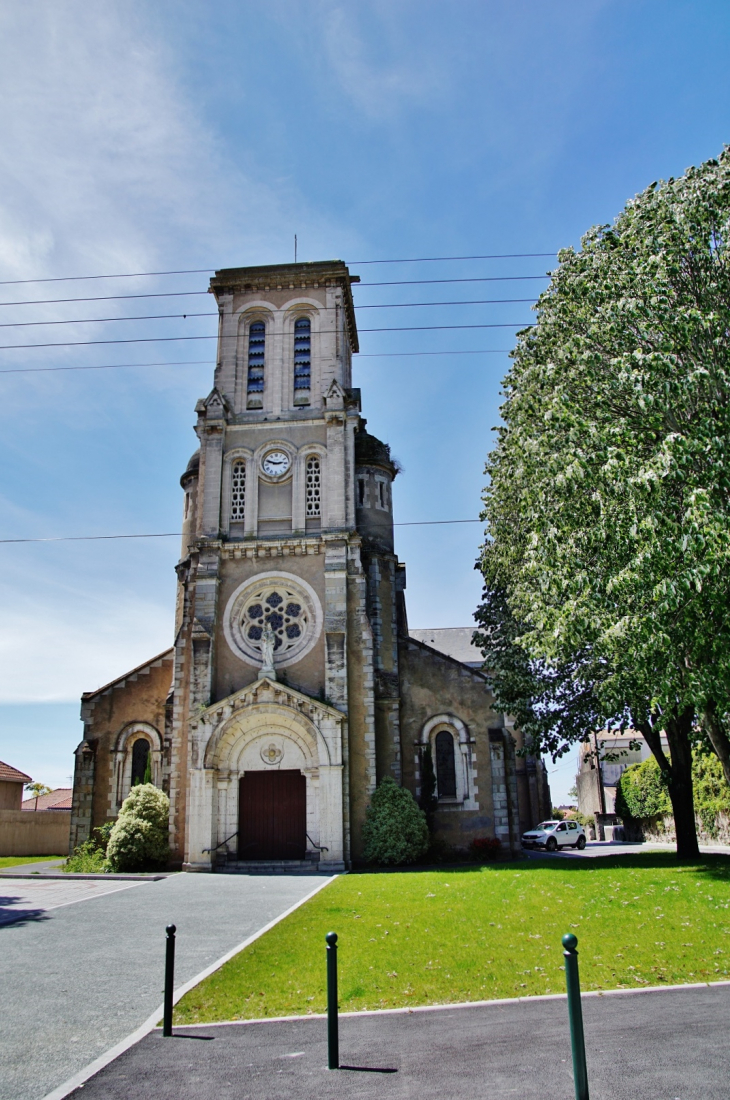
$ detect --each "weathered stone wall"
[0,810,70,856]
[75,652,174,846]
[398,637,521,855]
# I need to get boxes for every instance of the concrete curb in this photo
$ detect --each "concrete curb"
[0,871,173,881]
[40,872,338,1100]
[155,977,730,1029]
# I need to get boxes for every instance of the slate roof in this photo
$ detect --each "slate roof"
[0,760,32,784]
[408,627,484,668]
[22,788,73,811]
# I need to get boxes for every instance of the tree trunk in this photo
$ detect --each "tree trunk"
[702,701,730,789]
[663,707,700,859]
[638,707,699,859]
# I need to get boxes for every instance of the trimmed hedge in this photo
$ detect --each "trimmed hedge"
[362,776,429,865]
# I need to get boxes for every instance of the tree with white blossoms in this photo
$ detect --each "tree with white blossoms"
[478,150,730,858]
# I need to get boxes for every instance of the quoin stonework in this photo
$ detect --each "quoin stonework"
[70,260,550,869]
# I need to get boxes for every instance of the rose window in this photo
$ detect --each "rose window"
[224,573,321,668]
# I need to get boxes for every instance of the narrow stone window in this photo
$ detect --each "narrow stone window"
[247,321,265,409]
[357,478,366,506]
[293,317,311,405]
[378,481,386,508]
[305,455,321,517]
[131,739,150,786]
[230,460,246,521]
[435,730,457,798]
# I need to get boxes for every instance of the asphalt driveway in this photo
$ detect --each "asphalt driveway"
[0,873,333,1100]
[66,982,730,1100]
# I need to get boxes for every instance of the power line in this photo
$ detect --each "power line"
[0,299,537,329]
[0,323,532,351]
[349,253,557,265]
[0,274,549,310]
[0,253,559,287]
[0,350,514,374]
[0,291,209,308]
[0,518,483,544]
[0,359,212,375]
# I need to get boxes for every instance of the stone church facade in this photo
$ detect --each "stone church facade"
[70,260,550,869]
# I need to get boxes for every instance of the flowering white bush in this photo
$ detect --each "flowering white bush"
[106,783,170,872]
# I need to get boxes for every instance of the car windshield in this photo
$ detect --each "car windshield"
[538,821,559,830]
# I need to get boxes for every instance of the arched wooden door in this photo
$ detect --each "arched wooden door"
[238,770,306,860]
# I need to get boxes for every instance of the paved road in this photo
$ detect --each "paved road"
[525,840,730,860]
[0,873,333,1100]
[68,983,730,1100]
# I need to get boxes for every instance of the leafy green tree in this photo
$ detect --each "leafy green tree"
[615,758,672,820]
[362,777,429,866]
[24,782,52,807]
[479,150,730,857]
[106,783,170,872]
[143,753,152,785]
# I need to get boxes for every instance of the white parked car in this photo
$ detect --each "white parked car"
[521,819,587,851]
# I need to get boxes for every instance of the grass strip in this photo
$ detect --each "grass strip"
[175,853,730,1024]
[0,855,65,869]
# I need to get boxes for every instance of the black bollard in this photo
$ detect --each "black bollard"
[163,924,176,1037]
[326,931,339,1069]
[562,933,589,1100]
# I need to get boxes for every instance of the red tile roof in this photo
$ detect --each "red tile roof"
[21,788,73,811]
[0,760,32,784]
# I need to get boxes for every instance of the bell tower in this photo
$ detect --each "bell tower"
[169,261,381,870]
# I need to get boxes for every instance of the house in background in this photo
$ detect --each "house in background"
[0,761,32,810]
[576,729,669,820]
[22,788,73,812]
[0,764,70,857]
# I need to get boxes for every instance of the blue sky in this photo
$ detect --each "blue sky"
[0,0,728,801]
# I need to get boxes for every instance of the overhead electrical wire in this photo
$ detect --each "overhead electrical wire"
[0,323,533,351]
[0,252,559,287]
[0,275,550,310]
[0,298,538,329]
[0,350,514,374]
[0,518,483,544]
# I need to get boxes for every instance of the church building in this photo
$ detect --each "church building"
[70,260,550,870]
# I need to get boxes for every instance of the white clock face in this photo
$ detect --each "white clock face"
[262,450,291,478]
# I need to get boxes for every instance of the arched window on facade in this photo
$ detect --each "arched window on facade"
[293,317,311,405]
[230,459,246,523]
[305,455,321,524]
[247,321,265,409]
[435,729,457,798]
[131,738,150,786]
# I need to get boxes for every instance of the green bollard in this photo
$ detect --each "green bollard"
[326,931,339,1069]
[562,933,589,1100]
[163,924,176,1037]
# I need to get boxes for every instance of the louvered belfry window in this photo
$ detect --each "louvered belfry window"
[305,455,321,517]
[293,317,311,405]
[247,321,265,408]
[230,460,246,522]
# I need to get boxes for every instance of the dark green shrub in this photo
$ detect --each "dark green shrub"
[692,751,730,837]
[362,776,429,865]
[64,821,115,873]
[615,758,671,820]
[106,783,170,872]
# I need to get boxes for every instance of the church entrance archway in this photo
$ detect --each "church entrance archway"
[238,770,306,860]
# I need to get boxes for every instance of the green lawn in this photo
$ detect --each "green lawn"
[0,855,64,869]
[174,854,730,1025]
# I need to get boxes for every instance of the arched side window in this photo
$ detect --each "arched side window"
[305,455,321,519]
[247,321,265,409]
[230,459,246,522]
[435,729,457,798]
[131,738,150,785]
[293,318,311,406]
[418,714,476,809]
